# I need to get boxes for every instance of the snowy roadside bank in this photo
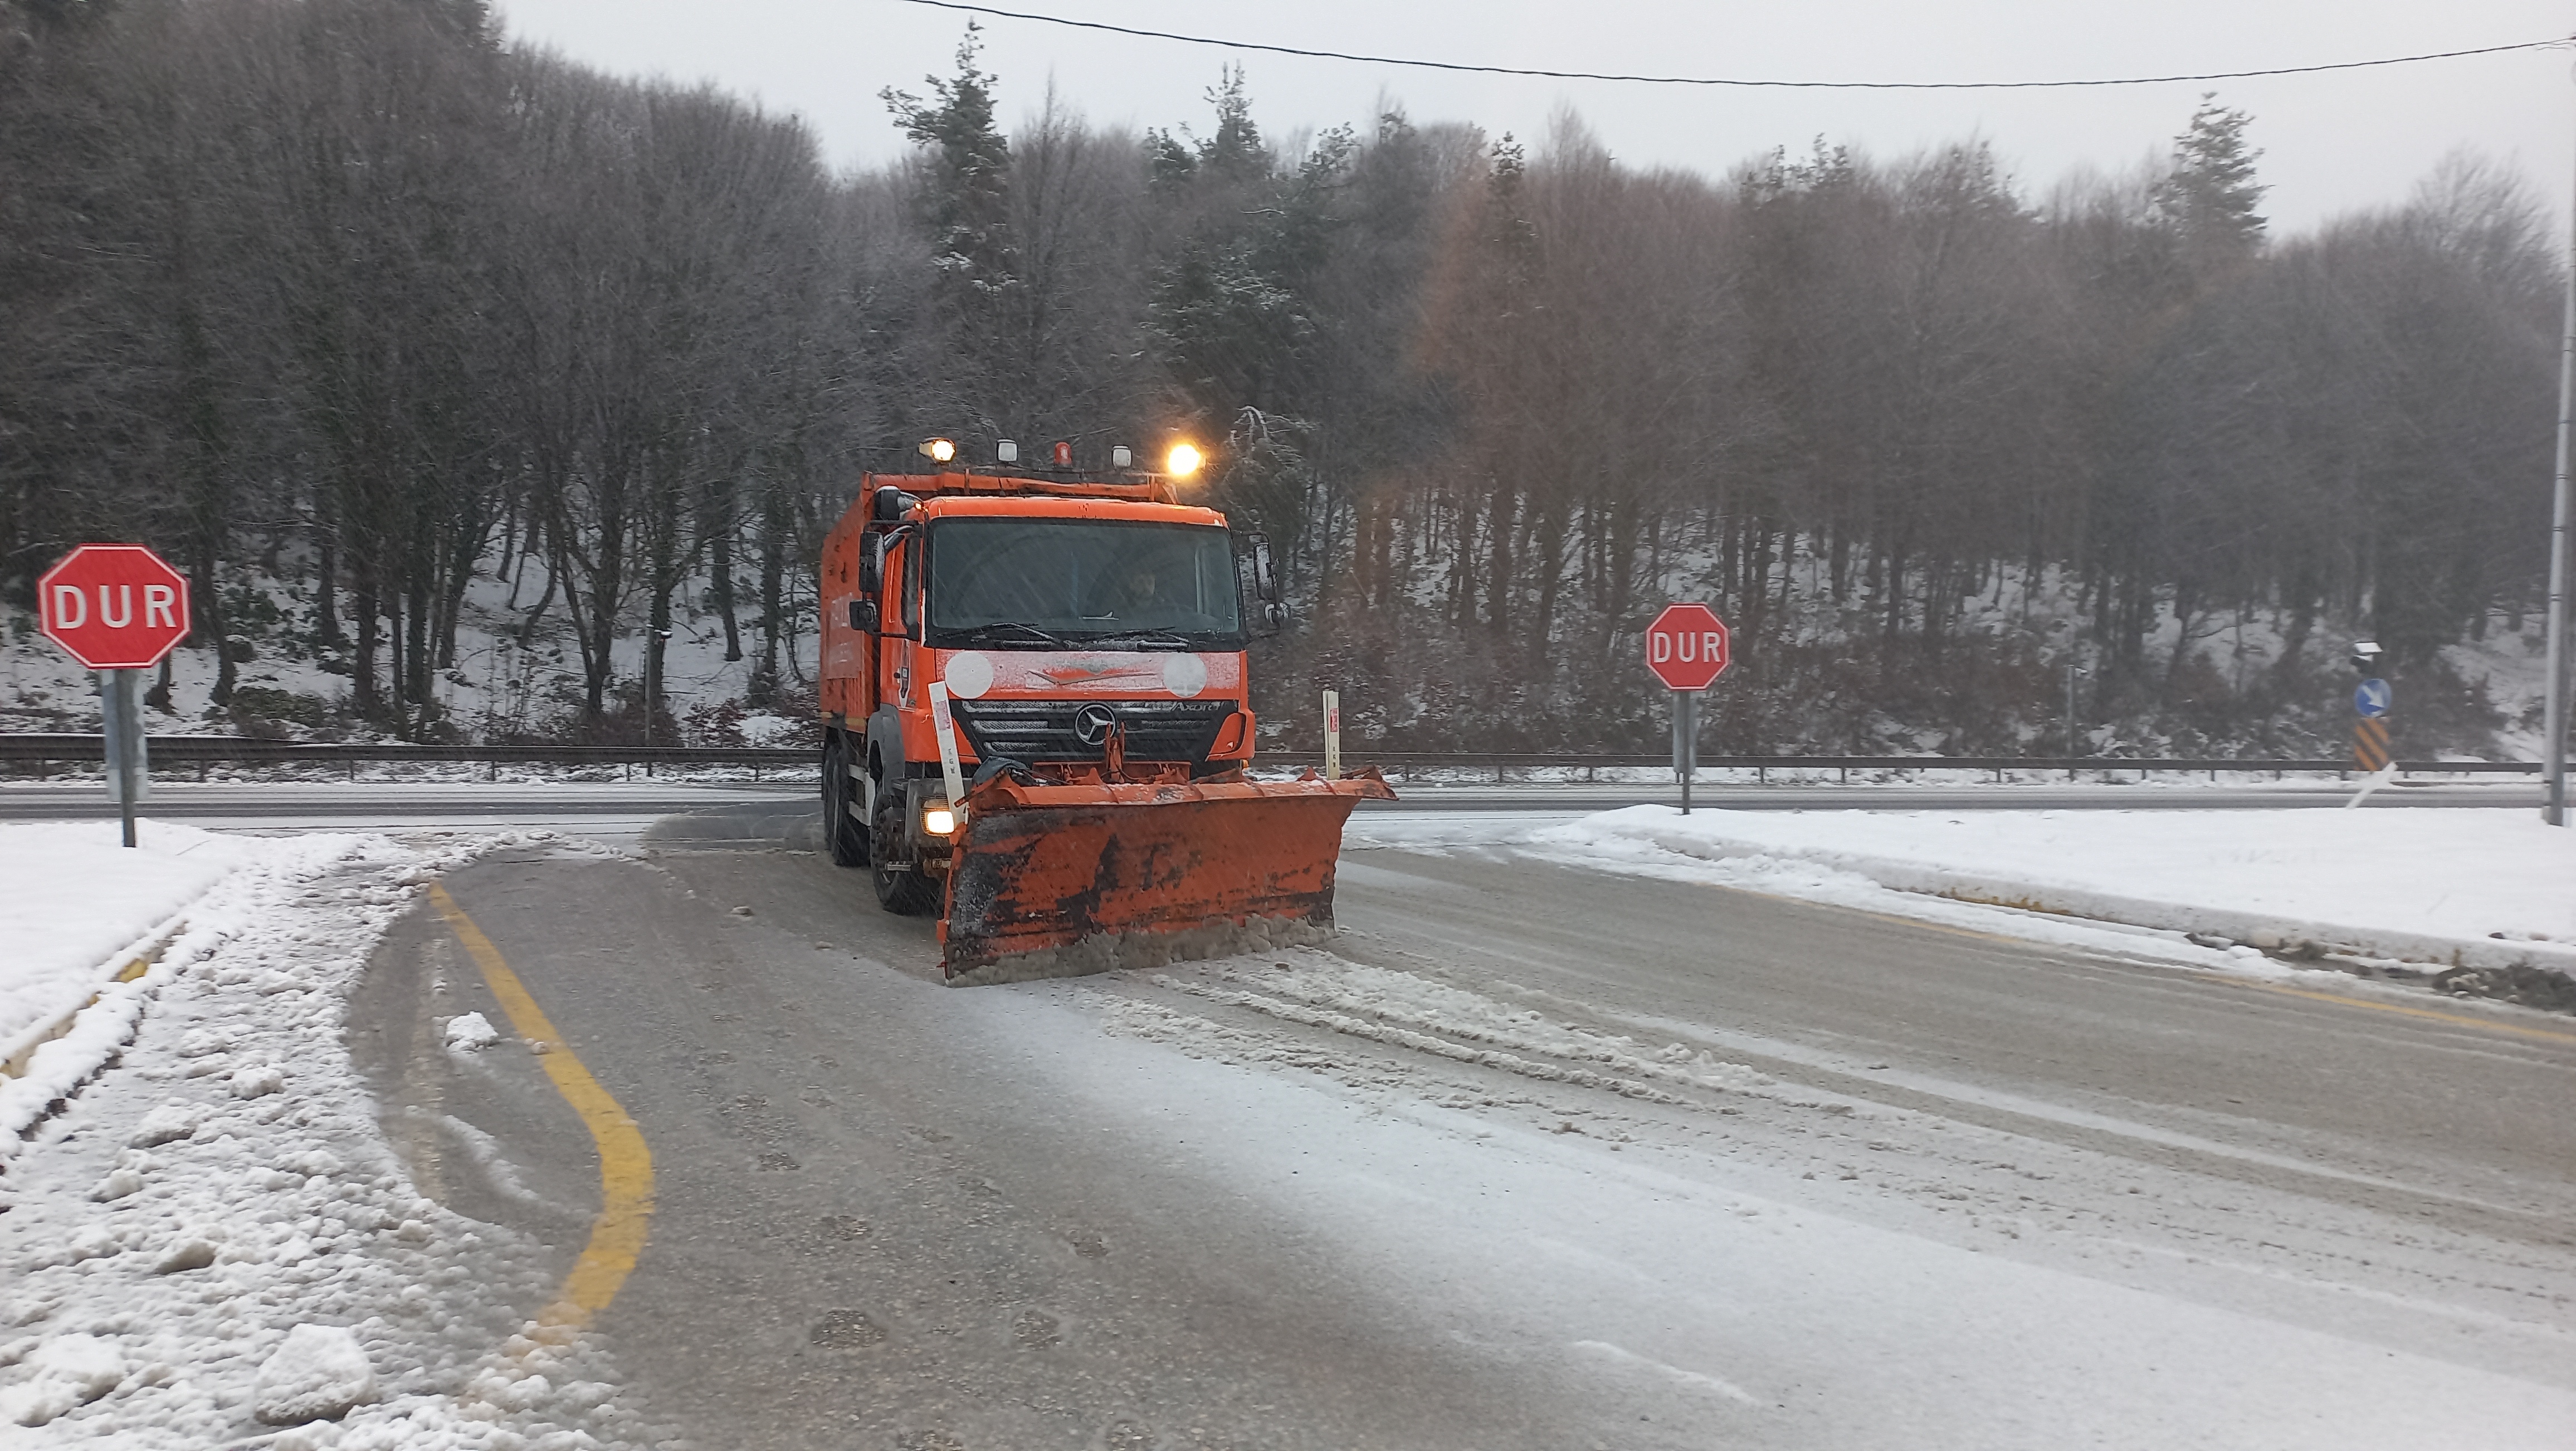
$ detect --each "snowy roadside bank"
[0,826,668,1448]
[1357,806,2576,1006]
[0,822,260,1069]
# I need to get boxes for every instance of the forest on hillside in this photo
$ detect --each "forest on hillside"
[0,0,2562,755]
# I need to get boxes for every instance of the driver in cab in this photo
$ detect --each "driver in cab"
[1104,561,1163,620]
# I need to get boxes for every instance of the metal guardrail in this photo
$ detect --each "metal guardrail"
[1255,752,2541,784]
[0,734,811,781]
[0,734,2542,783]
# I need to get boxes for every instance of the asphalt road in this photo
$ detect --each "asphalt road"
[339,793,2576,1450]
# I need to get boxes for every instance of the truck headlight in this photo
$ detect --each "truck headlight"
[922,803,958,836]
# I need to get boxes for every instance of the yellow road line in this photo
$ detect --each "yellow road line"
[2210,975,2576,1047]
[428,883,655,1337]
[3,944,172,1079]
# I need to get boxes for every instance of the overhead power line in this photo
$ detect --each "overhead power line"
[896,1,2570,90]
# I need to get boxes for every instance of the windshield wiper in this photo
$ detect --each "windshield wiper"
[1080,631,1201,650]
[953,621,1071,649]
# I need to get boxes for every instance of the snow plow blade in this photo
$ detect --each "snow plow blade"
[940,771,1397,983]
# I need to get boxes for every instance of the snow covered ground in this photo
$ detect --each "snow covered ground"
[0,823,257,1053]
[0,825,666,1447]
[1353,804,2576,999]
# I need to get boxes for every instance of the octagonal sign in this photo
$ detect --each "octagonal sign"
[1645,603,1730,692]
[39,544,191,670]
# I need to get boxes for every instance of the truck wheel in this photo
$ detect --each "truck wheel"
[821,737,869,868]
[870,793,940,916]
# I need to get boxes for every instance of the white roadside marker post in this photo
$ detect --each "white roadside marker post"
[1322,689,1340,781]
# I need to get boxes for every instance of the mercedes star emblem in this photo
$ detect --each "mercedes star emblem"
[1072,702,1118,746]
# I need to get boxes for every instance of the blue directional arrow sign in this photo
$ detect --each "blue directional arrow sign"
[2354,678,2392,718]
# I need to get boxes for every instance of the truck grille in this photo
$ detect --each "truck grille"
[950,698,1234,765]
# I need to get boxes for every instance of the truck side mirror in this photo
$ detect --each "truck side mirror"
[1247,533,1279,603]
[860,533,885,594]
[848,599,878,633]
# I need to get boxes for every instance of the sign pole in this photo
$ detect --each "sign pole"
[101,669,142,848]
[2541,73,2575,825]
[2065,660,2084,763]
[1674,690,1697,815]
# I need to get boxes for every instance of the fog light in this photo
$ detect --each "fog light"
[923,803,958,836]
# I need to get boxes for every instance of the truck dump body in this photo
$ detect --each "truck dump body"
[818,464,1391,980]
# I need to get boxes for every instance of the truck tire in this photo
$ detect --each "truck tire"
[870,792,940,916]
[821,736,869,868]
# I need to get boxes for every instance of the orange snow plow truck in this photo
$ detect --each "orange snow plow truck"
[817,443,1393,983]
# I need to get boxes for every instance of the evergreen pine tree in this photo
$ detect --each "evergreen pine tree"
[883,23,1019,426]
[1195,65,1268,183]
[2150,94,2267,270]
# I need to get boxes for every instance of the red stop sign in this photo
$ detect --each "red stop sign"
[1646,603,1730,691]
[39,544,192,670]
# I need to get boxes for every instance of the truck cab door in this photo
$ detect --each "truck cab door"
[880,533,919,709]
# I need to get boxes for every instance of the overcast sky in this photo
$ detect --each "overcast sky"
[491,1,2572,235]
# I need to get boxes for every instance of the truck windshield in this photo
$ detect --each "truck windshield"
[925,518,1243,647]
